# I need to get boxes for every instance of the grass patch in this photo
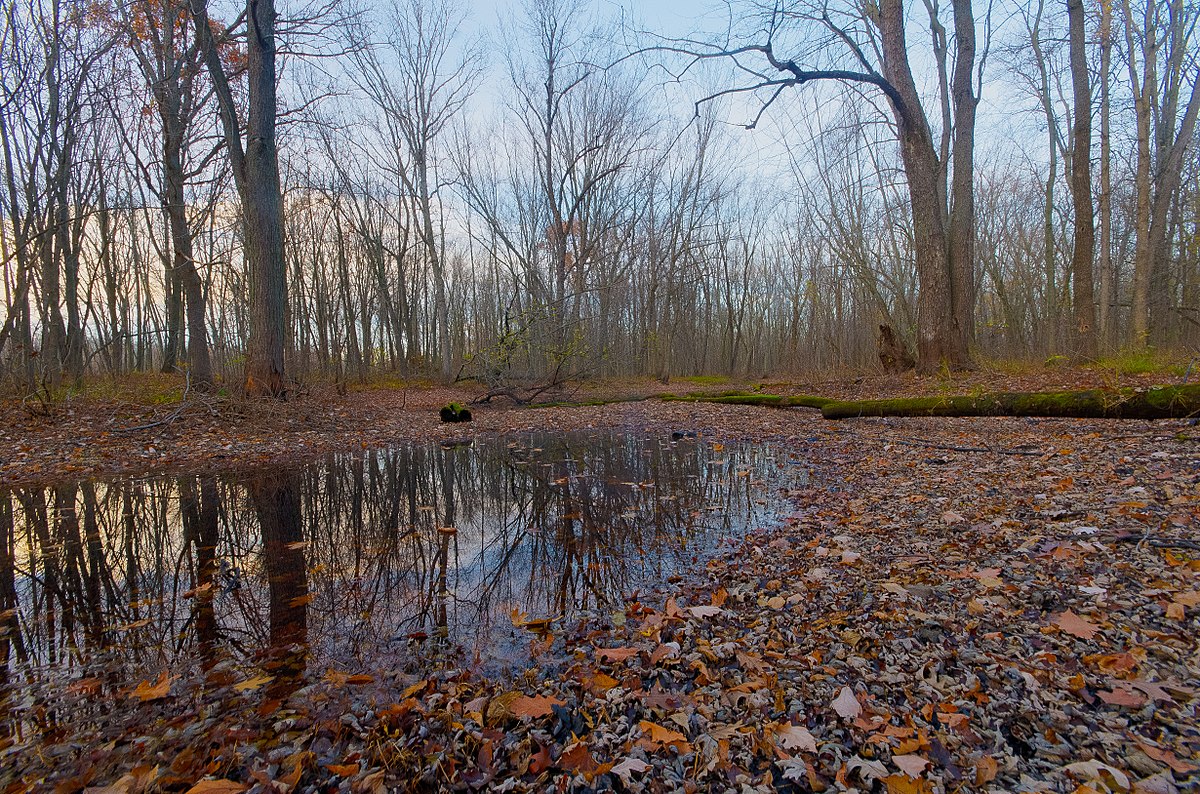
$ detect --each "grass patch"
[1090,349,1191,378]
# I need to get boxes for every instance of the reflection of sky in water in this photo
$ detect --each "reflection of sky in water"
[2,432,809,684]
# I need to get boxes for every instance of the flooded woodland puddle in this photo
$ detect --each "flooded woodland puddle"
[0,432,809,698]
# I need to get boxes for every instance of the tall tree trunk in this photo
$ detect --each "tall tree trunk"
[162,112,214,388]
[949,0,979,357]
[190,0,287,397]
[877,0,969,372]
[1097,0,1114,348]
[1067,0,1097,359]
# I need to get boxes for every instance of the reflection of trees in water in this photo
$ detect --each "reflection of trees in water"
[0,434,784,700]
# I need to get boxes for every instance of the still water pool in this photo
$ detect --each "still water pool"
[0,432,808,685]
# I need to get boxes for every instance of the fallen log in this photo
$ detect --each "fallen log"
[661,392,833,409]
[820,384,1200,420]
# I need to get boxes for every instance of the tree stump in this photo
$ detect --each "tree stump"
[878,324,916,372]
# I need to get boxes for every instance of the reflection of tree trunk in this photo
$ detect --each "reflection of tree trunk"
[0,495,21,738]
[181,477,221,666]
[435,451,457,634]
[16,492,56,665]
[247,471,308,691]
[80,484,105,646]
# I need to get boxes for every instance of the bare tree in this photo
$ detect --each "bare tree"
[345,0,478,381]
[189,0,288,396]
[1066,0,1096,358]
[636,0,985,371]
[1122,0,1200,348]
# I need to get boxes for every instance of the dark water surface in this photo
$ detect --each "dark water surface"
[0,432,806,688]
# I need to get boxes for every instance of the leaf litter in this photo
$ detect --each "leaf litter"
[1,394,1198,792]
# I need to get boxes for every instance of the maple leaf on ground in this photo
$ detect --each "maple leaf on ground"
[610,757,650,785]
[556,743,604,772]
[596,647,639,663]
[184,781,246,794]
[1096,687,1146,707]
[686,604,723,618]
[1063,760,1130,789]
[892,754,929,778]
[1054,610,1099,640]
[509,694,565,719]
[832,686,863,719]
[232,674,274,693]
[774,722,818,753]
[637,720,690,752]
[1134,740,1199,774]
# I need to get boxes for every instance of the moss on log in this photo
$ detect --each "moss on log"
[820,384,1200,420]
[662,392,833,409]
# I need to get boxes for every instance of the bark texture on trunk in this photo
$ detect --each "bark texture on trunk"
[1067,0,1097,359]
[190,0,287,397]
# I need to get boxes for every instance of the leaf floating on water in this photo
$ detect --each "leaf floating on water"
[832,686,862,719]
[232,674,274,693]
[1054,610,1099,640]
[130,672,173,702]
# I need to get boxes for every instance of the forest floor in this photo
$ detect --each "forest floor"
[2,364,1199,792]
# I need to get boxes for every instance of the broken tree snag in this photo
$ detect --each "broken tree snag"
[820,384,1200,420]
[877,324,916,372]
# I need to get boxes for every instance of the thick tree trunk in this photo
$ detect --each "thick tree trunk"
[877,0,971,373]
[948,0,978,356]
[241,0,287,397]
[820,384,1200,419]
[1097,0,1114,348]
[190,0,287,397]
[1067,0,1097,359]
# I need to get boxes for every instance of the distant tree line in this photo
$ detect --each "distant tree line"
[0,0,1197,394]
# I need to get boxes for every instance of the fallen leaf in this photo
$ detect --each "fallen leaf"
[638,719,690,752]
[975,755,999,785]
[1064,760,1131,789]
[832,686,862,719]
[324,763,359,777]
[775,723,818,753]
[1096,687,1145,707]
[557,742,599,773]
[232,674,274,693]
[509,694,565,719]
[596,647,639,663]
[610,757,650,785]
[1134,740,1199,774]
[687,604,722,618]
[1054,610,1099,640]
[892,754,929,778]
[130,672,173,702]
[184,781,246,794]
